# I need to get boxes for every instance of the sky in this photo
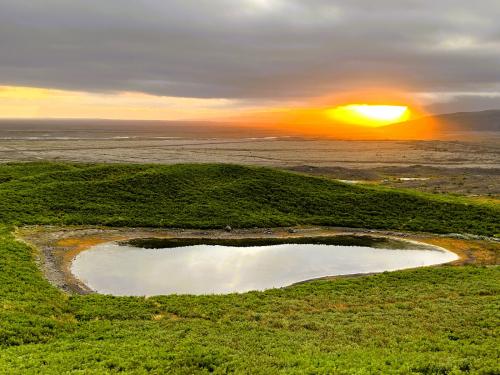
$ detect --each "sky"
[0,0,499,120]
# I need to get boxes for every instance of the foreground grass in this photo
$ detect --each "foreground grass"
[0,162,498,235]
[0,162,498,373]
[0,228,498,373]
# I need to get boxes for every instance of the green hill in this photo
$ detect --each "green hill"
[0,162,498,235]
[0,162,498,373]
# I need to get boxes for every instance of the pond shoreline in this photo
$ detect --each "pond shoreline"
[16,225,499,295]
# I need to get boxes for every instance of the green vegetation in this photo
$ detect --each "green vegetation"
[0,229,499,373]
[0,162,498,235]
[0,162,498,373]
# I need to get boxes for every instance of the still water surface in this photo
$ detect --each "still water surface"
[71,242,457,296]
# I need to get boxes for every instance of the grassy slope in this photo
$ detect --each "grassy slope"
[0,229,498,373]
[0,162,498,235]
[0,162,498,373]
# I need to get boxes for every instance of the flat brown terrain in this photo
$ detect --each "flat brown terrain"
[2,137,499,168]
[288,164,500,198]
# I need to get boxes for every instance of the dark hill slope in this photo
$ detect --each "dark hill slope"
[0,162,498,235]
[434,110,500,132]
[383,109,500,138]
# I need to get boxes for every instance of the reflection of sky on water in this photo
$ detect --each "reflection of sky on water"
[71,243,458,296]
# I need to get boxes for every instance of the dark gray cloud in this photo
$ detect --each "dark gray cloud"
[0,0,499,111]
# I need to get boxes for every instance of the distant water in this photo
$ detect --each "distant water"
[0,135,182,140]
[71,242,457,296]
[0,119,286,140]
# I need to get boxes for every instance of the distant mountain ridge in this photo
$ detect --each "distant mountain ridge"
[403,109,500,132]
[377,109,500,139]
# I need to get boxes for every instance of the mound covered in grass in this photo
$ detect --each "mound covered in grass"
[0,162,498,235]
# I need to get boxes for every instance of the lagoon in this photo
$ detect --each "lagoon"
[71,238,458,296]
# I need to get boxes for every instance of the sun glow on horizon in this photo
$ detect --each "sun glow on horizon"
[327,104,411,127]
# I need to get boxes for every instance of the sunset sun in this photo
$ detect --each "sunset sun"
[327,104,411,127]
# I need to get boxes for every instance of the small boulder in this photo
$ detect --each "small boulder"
[224,225,232,232]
